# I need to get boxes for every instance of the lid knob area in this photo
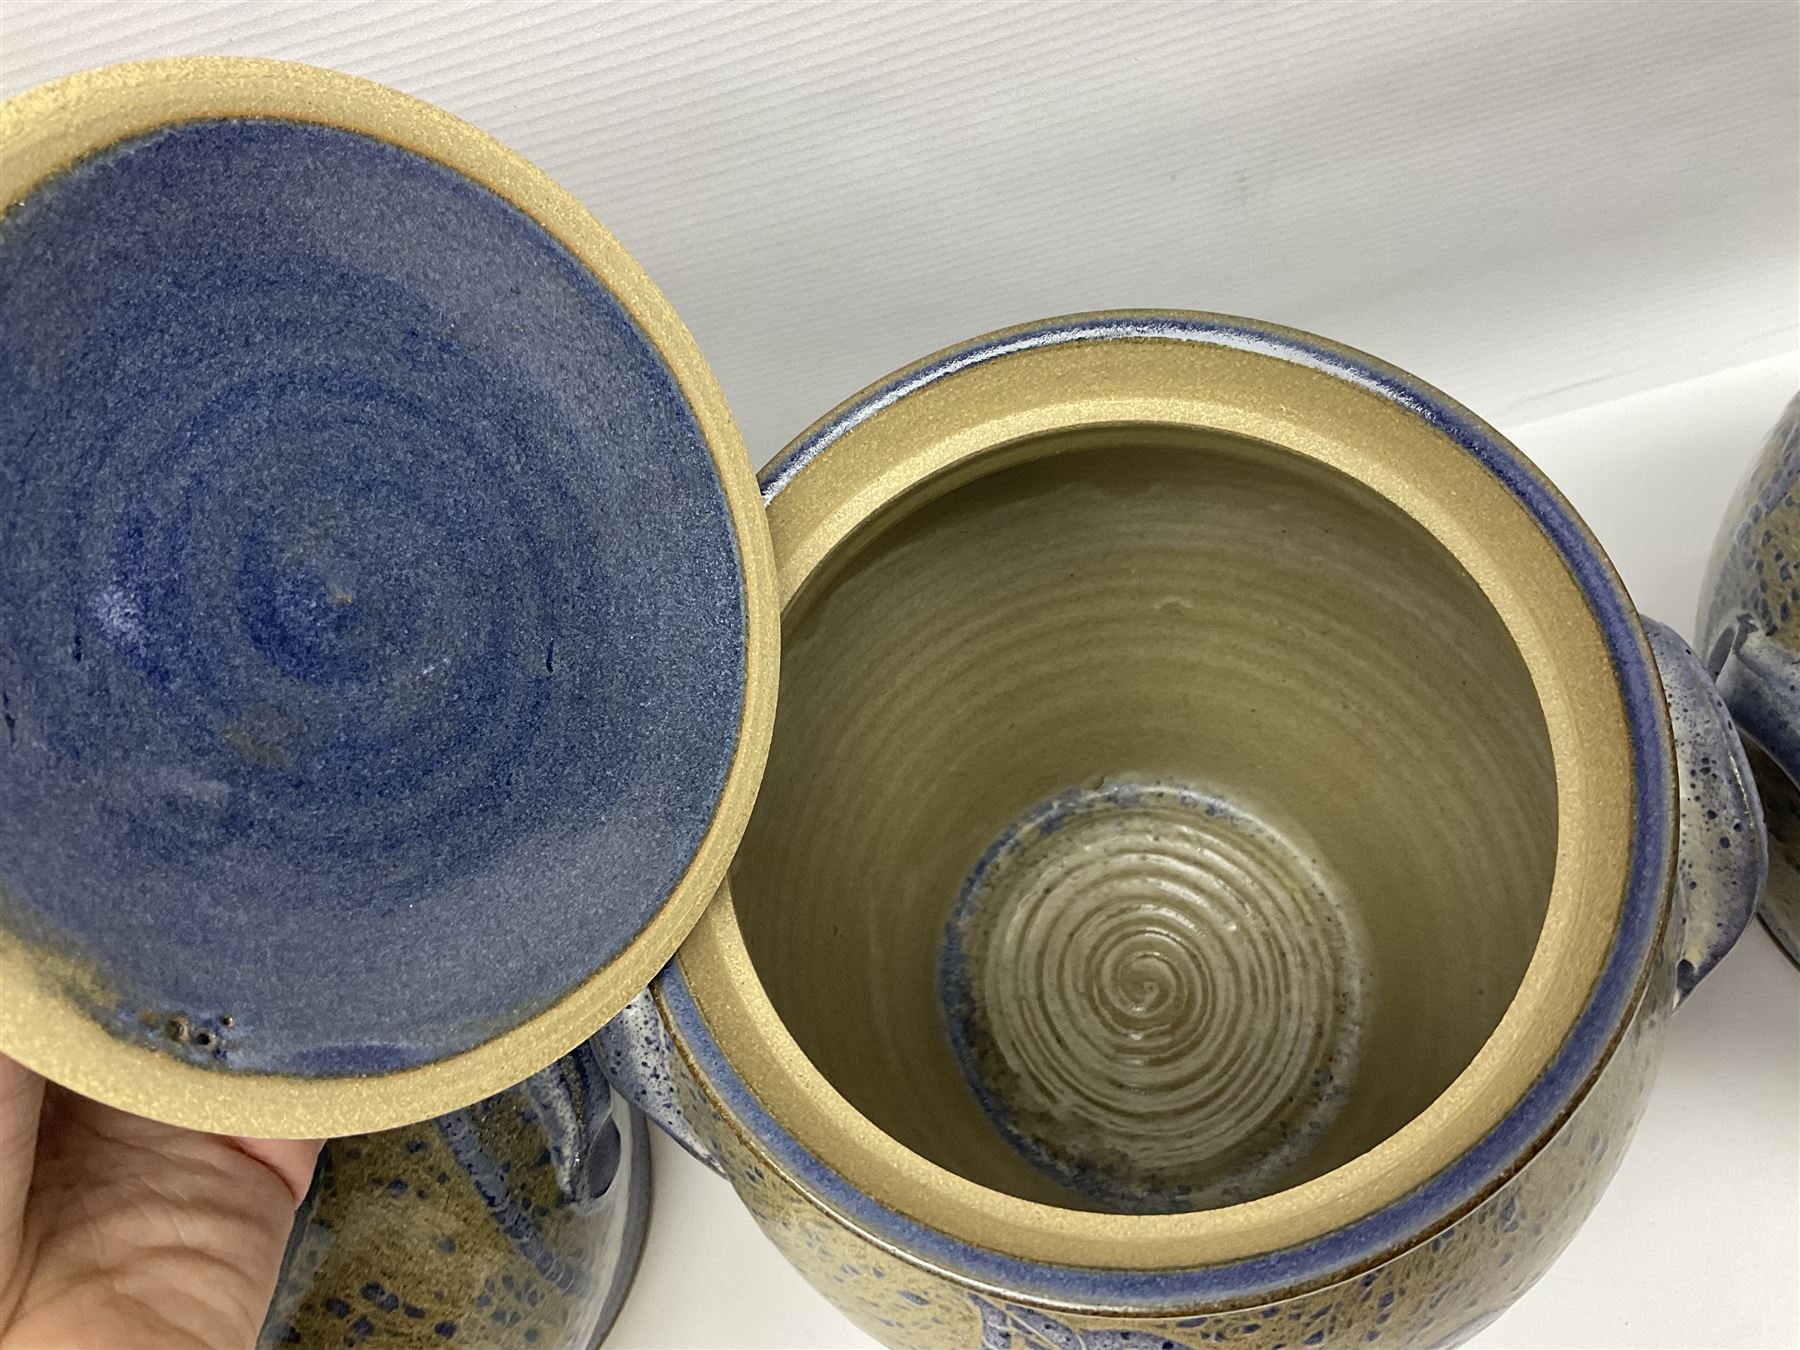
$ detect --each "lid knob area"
[0,58,777,1136]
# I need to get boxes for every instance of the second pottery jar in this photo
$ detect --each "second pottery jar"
[602,312,1767,1350]
[261,1039,647,1349]
[1701,393,1800,964]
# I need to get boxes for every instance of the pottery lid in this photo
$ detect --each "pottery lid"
[0,58,776,1135]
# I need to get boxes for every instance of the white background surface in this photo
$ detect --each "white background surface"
[2,3,1796,1347]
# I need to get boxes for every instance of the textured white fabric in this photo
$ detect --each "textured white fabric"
[2,0,1794,464]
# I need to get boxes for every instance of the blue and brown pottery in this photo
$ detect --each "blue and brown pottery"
[1,50,1776,1350]
[0,59,777,1137]
[1700,392,1800,964]
[601,313,1767,1348]
[259,1040,648,1350]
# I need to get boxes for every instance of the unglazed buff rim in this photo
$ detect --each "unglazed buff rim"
[670,313,1674,1288]
[0,58,778,1138]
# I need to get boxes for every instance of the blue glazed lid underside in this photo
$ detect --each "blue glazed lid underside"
[0,119,746,1076]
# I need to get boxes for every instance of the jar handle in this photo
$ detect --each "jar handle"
[1708,615,1800,783]
[595,988,728,1177]
[1645,618,1767,1002]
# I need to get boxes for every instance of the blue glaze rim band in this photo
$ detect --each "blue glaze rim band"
[664,312,1671,1309]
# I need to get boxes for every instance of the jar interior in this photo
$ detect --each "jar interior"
[729,426,1558,1214]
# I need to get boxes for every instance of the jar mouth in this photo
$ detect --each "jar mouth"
[673,314,1669,1277]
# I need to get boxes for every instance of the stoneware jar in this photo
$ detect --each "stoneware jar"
[1700,393,1800,964]
[259,1040,647,1350]
[602,313,1767,1349]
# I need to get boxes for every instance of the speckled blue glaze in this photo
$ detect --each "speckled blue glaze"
[596,988,721,1172]
[1699,393,1800,962]
[972,1297,1200,1348]
[638,314,1679,1309]
[1642,619,1766,997]
[0,119,745,1073]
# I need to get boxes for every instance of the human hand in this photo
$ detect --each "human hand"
[0,1053,319,1349]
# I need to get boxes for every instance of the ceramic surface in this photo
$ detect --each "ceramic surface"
[0,59,777,1135]
[602,314,1765,1347]
[1700,392,1800,963]
[651,932,1670,1350]
[939,779,1371,1214]
[260,1042,648,1350]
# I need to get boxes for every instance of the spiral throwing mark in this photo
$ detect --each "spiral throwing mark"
[0,117,745,1073]
[941,780,1370,1212]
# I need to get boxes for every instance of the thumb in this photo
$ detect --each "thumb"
[221,1137,322,1209]
[0,1056,45,1298]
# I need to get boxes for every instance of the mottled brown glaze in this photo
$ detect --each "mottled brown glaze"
[260,1045,647,1350]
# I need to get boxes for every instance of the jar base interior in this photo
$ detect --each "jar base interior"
[941,777,1370,1213]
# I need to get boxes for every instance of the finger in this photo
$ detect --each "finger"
[222,1137,323,1208]
[0,1054,45,1274]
